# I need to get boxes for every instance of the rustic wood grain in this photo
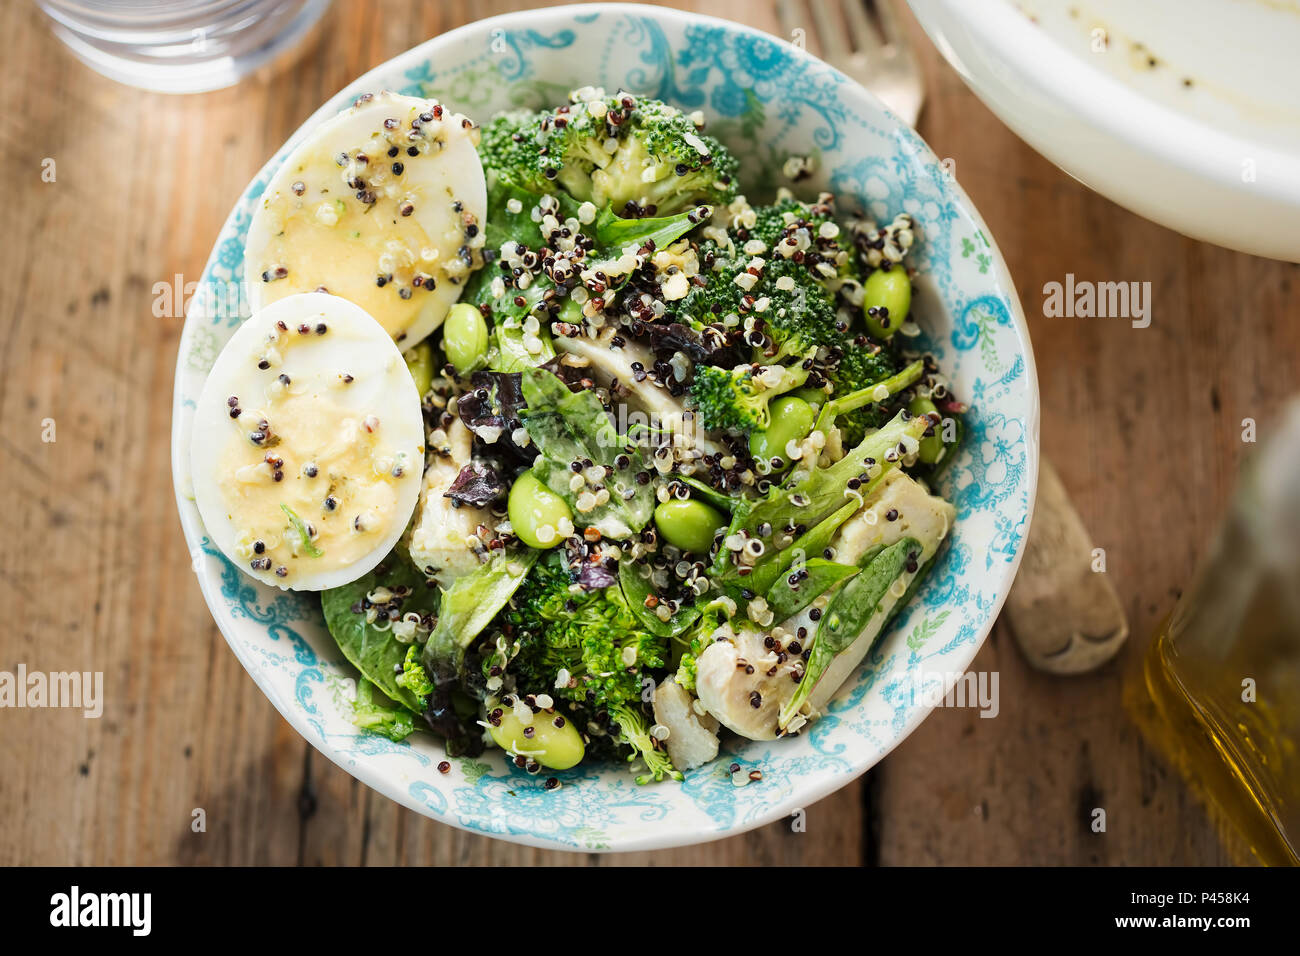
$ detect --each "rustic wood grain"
[0,0,1292,866]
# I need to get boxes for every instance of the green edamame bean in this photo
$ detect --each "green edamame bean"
[749,394,815,462]
[791,387,828,412]
[863,266,912,340]
[654,498,726,554]
[508,472,572,550]
[487,697,585,770]
[909,396,946,465]
[558,296,583,323]
[442,302,489,374]
[403,340,434,398]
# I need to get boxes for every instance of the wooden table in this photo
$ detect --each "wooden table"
[3,0,1293,866]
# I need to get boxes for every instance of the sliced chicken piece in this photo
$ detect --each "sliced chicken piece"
[652,677,720,771]
[554,329,723,455]
[694,625,798,741]
[831,469,954,568]
[694,469,955,739]
[805,471,954,714]
[407,418,486,586]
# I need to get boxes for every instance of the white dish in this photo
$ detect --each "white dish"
[909,0,1300,261]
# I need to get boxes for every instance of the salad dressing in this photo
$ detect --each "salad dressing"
[246,91,488,347]
[219,336,412,583]
[192,293,425,591]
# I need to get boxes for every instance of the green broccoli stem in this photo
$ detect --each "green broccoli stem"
[814,358,924,434]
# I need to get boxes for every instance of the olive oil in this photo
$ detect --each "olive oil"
[1129,616,1299,865]
[1125,401,1300,866]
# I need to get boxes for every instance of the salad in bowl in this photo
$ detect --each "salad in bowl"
[173,4,1036,851]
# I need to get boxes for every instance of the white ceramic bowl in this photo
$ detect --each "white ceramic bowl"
[909,0,1300,262]
[171,3,1039,851]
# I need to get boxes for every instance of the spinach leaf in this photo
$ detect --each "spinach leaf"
[779,537,918,729]
[422,550,538,686]
[321,551,437,713]
[463,215,558,374]
[351,679,417,742]
[493,312,556,371]
[593,205,703,254]
[618,559,701,638]
[519,367,655,539]
[583,206,702,294]
[484,181,579,250]
[764,558,860,623]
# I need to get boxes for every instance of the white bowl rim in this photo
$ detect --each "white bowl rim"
[919,0,1300,201]
[171,1,1041,852]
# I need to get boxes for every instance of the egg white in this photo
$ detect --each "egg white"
[244,90,487,350]
[191,293,425,591]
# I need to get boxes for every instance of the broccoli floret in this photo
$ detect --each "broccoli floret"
[674,653,698,693]
[477,109,552,194]
[682,250,838,351]
[683,243,837,437]
[538,91,738,215]
[755,260,844,359]
[750,196,835,248]
[487,554,679,782]
[395,645,435,699]
[607,702,680,784]
[683,215,847,365]
[684,198,918,442]
[690,361,810,433]
[750,194,859,281]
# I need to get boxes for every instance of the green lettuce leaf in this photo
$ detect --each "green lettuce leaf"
[519,367,655,538]
[422,550,538,685]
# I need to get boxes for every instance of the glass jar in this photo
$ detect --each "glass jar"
[1127,398,1300,865]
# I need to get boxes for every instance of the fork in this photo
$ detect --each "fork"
[773,0,1130,674]
[776,0,924,125]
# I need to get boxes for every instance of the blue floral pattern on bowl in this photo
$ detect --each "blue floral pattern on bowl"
[170,3,1038,852]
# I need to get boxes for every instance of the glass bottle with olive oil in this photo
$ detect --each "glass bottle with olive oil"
[1126,400,1300,865]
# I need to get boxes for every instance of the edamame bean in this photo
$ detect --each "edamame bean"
[654,498,725,554]
[508,472,572,549]
[908,396,946,465]
[749,394,815,462]
[443,302,489,374]
[487,697,585,770]
[403,340,434,397]
[558,296,583,323]
[863,266,912,340]
[791,387,828,412]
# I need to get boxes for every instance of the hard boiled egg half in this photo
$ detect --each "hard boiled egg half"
[244,90,487,350]
[191,293,425,590]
